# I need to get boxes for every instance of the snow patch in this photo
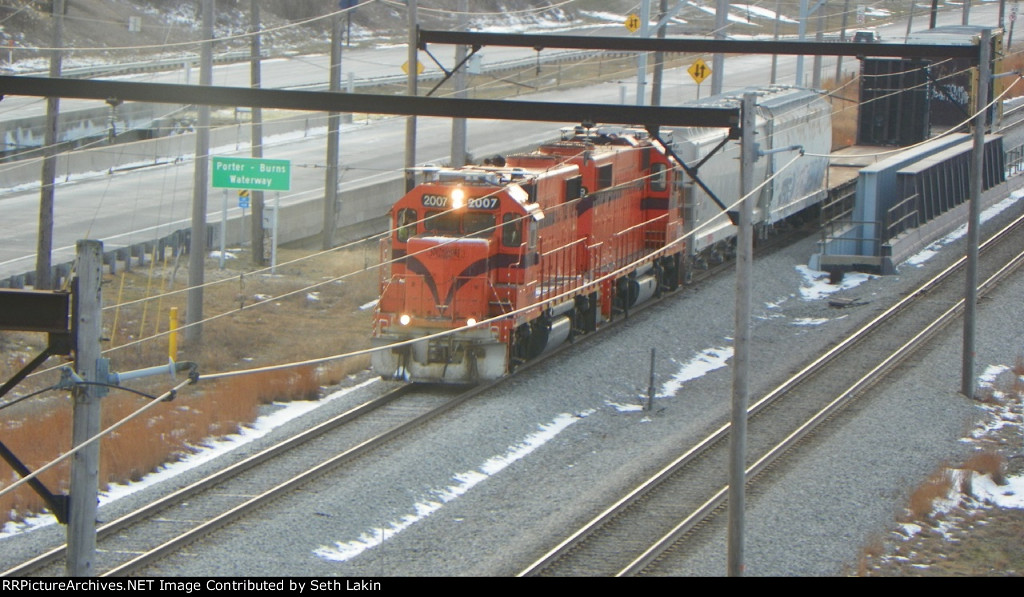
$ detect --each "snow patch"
[659,346,733,398]
[905,193,1024,267]
[795,265,874,300]
[313,410,594,562]
[0,377,380,538]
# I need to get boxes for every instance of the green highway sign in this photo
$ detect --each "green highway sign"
[212,156,291,191]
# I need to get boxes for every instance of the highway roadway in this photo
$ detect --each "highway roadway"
[0,4,1003,282]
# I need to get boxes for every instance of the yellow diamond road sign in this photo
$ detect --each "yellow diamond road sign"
[402,60,425,75]
[688,59,712,84]
[625,13,641,33]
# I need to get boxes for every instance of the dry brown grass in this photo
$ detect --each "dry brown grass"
[856,533,887,576]
[822,74,860,150]
[962,451,1006,486]
[862,346,1024,576]
[1012,354,1024,378]
[0,243,379,525]
[906,467,956,522]
[0,404,71,524]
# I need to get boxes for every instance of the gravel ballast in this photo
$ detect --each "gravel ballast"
[3,198,1021,578]
[133,195,1024,577]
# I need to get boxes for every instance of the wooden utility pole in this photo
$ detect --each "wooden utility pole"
[66,239,102,576]
[324,10,343,250]
[906,2,917,41]
[711,0,727,96]
[635,0,650,106]
[450,0,469,167]
[811,1,825,89]
[35,0,64,290]
[796,0,809,86]
[771,0,781,84]
[404,0,418,192]
[250,0,266,265]
[187,0,214,343]
[834,0,850,83]
[650,0,669,107]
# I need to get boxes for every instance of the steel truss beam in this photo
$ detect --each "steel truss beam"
[0,289,72,524]
[0,76,739,129]
[417,30,983,62]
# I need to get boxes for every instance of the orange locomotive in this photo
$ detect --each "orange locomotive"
[372,126,685,383]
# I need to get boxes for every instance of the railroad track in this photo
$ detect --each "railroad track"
[1,382,481,577]
[0,213,824,578]
[518,205,1024,577]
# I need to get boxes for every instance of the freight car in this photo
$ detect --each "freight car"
[671,86,832,273]
[371,85,831,383]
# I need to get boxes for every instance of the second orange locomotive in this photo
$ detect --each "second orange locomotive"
[372,126,685,383]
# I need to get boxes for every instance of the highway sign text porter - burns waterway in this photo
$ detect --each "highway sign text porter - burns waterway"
[212,156,291,191]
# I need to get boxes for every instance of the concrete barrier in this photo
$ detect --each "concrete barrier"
[1,113,549,288]
[0,113,330,190]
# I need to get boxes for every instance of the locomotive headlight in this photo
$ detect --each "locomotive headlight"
[466,318,477,327]
[399,314,411,326]
[451,187,466,210]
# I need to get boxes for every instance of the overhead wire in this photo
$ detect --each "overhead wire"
[380,0,576,18]
[0,146,807,504]
[0,375,194,502]
[109,59,1015,378]
[804,71,1024,160]
[2,3,1002,497]
[0,60,931,356]
[19,1,374,54]
[7,4,1010,385]
[202,148,809,382]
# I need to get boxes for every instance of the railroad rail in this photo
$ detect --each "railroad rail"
[519,204,1024,576]
[1,382,470,576]
[0,206,815,577]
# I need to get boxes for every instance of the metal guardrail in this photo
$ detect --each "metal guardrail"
[265,49,620,92]
[13,51,264,79]
[1006,142,1024,177]
[0,46,645,287]
[0,227,203,289]
[14,48,613,91]
[818,219,882,258]
[885,192,921,240]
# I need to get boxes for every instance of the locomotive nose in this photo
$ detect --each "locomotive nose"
[405,236,492,323]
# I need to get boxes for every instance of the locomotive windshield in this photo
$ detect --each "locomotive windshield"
[423,210,496,239]
[464,212,496,238]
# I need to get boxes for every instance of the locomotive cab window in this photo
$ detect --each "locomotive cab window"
[424,210,460,234]
[423,209,496,237]
[396,208,417,242]
[565,176,583,202]
[650,163,667,192]
[597,164,613,190]
[464,212,496,238]
[501,213,522,247]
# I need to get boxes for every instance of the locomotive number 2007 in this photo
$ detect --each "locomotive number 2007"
[421,194,498,210]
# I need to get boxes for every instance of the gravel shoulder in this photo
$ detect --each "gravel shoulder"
[131,194,1024,577]
[4,197,1020,578]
